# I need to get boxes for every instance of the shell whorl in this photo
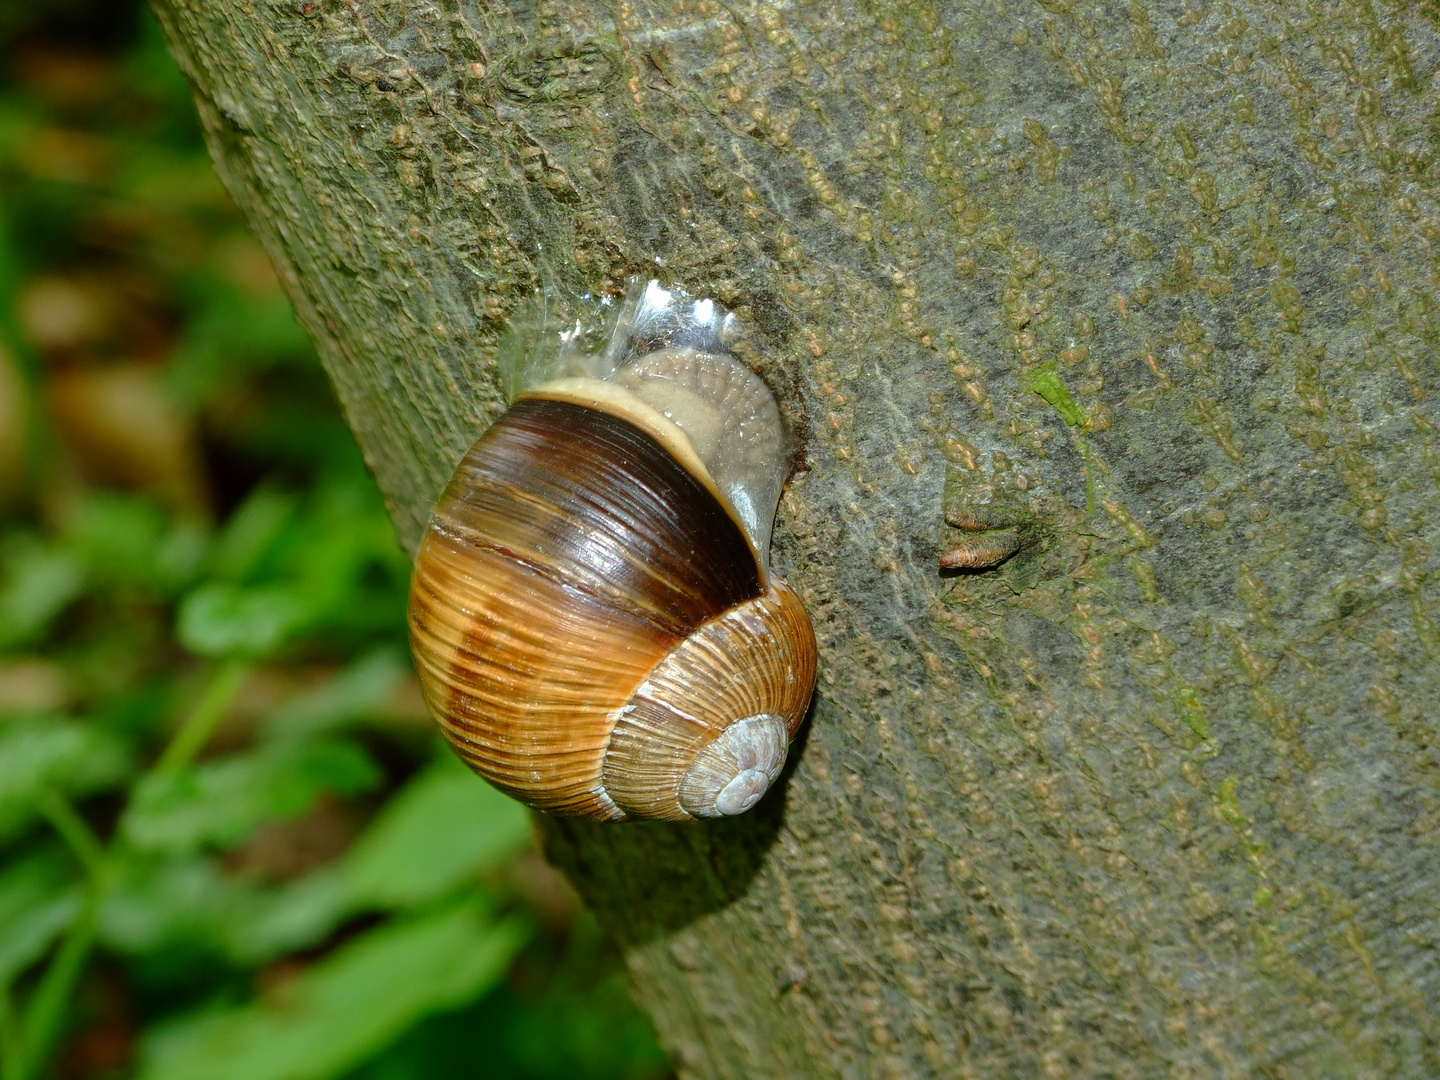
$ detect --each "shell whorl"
[681,714,789,816]
[601,581,814,818]
[408,380,816,821]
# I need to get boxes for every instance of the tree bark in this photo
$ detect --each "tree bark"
[150,0,1440,1075]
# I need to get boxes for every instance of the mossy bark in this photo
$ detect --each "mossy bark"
[149,0,1440,1075]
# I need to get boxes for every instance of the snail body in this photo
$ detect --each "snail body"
[408,330,816,821]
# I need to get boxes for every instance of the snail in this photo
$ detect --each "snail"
[407,284,817,821]
[939,507,1025,569]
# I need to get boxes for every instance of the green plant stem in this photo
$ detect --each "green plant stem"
[0,984,20,1080]
[13,791,109,1080]
[14,881,101,1080]
[35,791,104,878]
[11,659,250,1080]
[153,657,250,777]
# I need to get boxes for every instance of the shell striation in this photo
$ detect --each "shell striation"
[408,348,816,821]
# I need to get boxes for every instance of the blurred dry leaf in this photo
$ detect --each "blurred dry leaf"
[18,277,114,351]
[220,666,321,742]
[212,236,283,297]
[381,673,432,728]
[506,849,582,932]
[227,796,364,883]
[0,657,70,714]
[12,49,118,108]
[60,971,135,1078]
[47,362,208,511]
[14,127,112,185]
[0,344,26,504]
[18,273,170,360]
[206,658,428,757]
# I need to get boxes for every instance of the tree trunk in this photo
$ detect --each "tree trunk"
[149,0,1440,1075]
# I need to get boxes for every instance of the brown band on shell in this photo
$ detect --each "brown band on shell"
[611,348,786,560]
[410,527,673,817]
[438,396,762,634]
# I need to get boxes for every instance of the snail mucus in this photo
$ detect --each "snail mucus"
[408,281,818,821]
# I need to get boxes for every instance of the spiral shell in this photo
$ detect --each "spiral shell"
[408,346,816,820]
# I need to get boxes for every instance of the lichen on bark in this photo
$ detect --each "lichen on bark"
[150,0,1440,1075]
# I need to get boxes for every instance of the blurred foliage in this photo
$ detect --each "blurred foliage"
[0,3,671,1079]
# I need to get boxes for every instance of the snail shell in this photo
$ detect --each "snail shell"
[408,346,817,820]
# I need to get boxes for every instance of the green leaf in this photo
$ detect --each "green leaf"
[210,488,297,583]
[102,757,529,966]
[275,486,408,639]
[122,740,382,855]
[0,538,84,649]
[0,718,132,842]
[262,649,408,741]
[136,902,528,1080]
[217,870,352,965]
[342,755,532,910]
[100,857,248,956]
[63,495,209,595]
[219,756,530,963]
[0,849,82,985]
[166,291,315,407]
[177,583,311,658]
